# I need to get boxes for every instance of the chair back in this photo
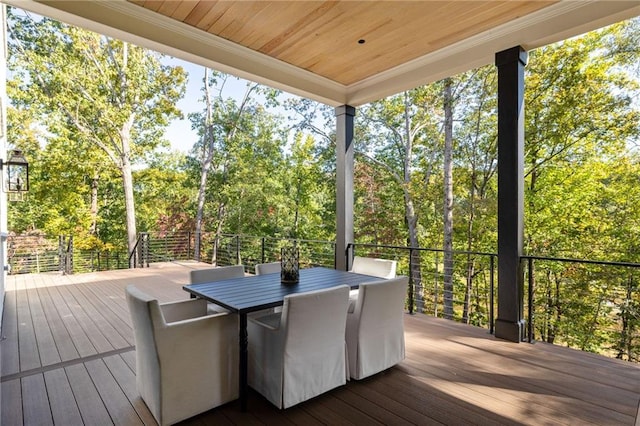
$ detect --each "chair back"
[125,285,164,417]
[190,265,244,284]
[255,262,281,275]
[355,276,407,324]
[350,256,397,279]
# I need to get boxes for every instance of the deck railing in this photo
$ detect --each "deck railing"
[522,255,640,362]
[7,231,639,361]
[348,242,497,331]
[213,234,337,273]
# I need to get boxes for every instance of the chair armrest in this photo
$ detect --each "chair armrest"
[248,312,281,330]
[156,312,238,355]
[159,298,208,323]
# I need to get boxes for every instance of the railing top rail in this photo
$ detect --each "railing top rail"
[521,254,640,268]
[348,242,497,258]
[219,234,337,245]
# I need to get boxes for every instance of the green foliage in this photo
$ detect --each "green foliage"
[7,7,187,251]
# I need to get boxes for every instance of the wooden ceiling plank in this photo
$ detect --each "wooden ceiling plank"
[258,2,345,56]
[233,3,290,48]
[195,2,231,32]
[156,1,182,17]
[141,1,164,13]
[213,2,274,42]
[169,1,200,21]
[183,1,219,28]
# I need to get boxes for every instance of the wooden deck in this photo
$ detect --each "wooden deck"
[2,262,639,425]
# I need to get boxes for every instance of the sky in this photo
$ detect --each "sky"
[162,57,252,153]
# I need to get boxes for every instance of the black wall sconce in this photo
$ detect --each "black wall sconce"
[2,149,30,193]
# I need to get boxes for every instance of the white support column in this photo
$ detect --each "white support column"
[0,5,9,326]
[335,105,355,270]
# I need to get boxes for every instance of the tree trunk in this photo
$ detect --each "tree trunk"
[463,170,476,324]
[443,78,455,320]
[121,151,137,255]
[89,173,99,235]
[194,68,216,262]
[117,43,137,257]
[212,203,226,266]
[401,92,424,313]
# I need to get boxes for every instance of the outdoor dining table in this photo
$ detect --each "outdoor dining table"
[182,266,386,411]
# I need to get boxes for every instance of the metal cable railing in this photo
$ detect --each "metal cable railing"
[522,255,640,362]
[349,243,497,332]
[8,231,639,362]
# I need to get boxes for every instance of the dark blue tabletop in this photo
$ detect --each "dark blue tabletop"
[183,267,384,314]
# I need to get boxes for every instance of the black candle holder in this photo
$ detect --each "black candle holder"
[280,246,299,284]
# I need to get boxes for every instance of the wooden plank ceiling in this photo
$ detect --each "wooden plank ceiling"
[129,1,556,86]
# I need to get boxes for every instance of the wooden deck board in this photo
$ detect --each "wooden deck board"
[67,281,130,349]
[2,262,639,426]
[36,285,81,362]
[27,287,62,367]
[44,368,84,425]
[16,278,41,372]
[1,282,20,376]
[45,283,98,358]
[84,358,144,425]
[21,374,53,425]
[65,363,114,425]
[56,283,118,353]
[1,379,23,425]
[102,354,158,425]
[405,318,637,422]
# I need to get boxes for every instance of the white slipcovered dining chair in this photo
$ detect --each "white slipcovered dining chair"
[190,265,245,313]
[349,256,397,278]
[348,256,397,308]
[346,276,409,380]
[248,285,350,409]
[125,285,238,425]
[255,261,281,275]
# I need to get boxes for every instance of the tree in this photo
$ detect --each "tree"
[8,9,186,254]
[190,70,260,260]
[523,20,640,351]
[357,88,442,313]
[188,73,287,262]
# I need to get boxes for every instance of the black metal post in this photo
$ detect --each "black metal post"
[235,235,240,266]
[409,247,415,314]
[490,255,495,335]
[67,236,74,274]
[495,46,527,343]
[58,235,65,273]
[528,257,534,343]
[346,243,354,271]
[261,237,266,264]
